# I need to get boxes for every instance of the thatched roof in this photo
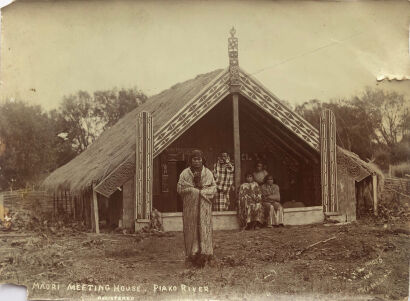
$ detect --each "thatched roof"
[42,69,225,193]
[43,67,381,194]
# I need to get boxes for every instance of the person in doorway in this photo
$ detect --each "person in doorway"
[238,172,264,230]
[212,152,234,211]
[177,150,216,267]
[252,161,269,185]
[260,175,284,227]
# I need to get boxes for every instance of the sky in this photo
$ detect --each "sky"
[0,0,409,111]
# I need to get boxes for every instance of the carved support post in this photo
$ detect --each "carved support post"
[228,27,242,202]
[135,111,153,231]
[233,93,241,200]
[320,109,339,213]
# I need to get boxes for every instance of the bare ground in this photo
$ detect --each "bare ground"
[0,221,409,301]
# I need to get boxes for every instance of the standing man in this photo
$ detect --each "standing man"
[213,152,234,211]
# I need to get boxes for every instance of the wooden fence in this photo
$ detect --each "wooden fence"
[383,177,410,197]
[0,190,52,220]
[0,189,89,222]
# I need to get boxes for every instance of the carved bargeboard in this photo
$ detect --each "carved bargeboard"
[153,71,230,157]
[94,154,135,198]
[238,70,320,152]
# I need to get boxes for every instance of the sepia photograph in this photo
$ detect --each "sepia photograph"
[0,0,409,300]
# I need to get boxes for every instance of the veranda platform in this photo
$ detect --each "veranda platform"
[160,206,324,231]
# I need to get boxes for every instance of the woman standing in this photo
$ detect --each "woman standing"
[238,172,264,230]
[260,175,284,227]
[177,150,216,267]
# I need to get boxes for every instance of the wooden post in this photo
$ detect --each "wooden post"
[69,192,72,217]
[228,27,241,203]
[372,175,378,216]
[70,193,74,218]
[64,190,67,213]
[61,190,64,213]
[232,93,241,199]
[320,109,338,214]
[53,192,55,218]
[83,192,90,227]
[73,195,77,220]
[82,193,86,221]
[91,188,100,234]
[90,192,94,230]
[135,111,153,231]
[80,193,84,221]
[57,191,60,213]
[0,193,4,222]
[56,193,59,215]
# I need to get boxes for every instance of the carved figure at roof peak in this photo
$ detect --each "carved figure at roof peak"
[228,27,240,87]
[230,26,236,37]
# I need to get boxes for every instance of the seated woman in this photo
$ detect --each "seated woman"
[260,175,284,227]
[238,172,264,230]
[252,161,268,185]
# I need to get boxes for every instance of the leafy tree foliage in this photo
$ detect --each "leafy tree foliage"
[295,88,409,169]
[59,91,102,153]
[59,88,147,153]
[0,100,72,190]
[93,88,147,129]
[0,87,147,189]
[351,89,409,148]
[1,85,407,188]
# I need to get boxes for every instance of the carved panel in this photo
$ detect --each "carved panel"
[228,27,240,87]
[320,109,338,213]
[94,154,135,198]
[136,111,153,220]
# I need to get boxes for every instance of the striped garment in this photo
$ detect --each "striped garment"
[212,162,234,211]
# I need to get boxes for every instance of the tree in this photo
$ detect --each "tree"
[0,100,67,190]
[93,88,147,130]
[295,99,376,160]
[0,86,147,189]
[351,89,409,149]
[59,91,103,153]
[48,109,77,167]
[60,87,147,153]
[295,88,410,167]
